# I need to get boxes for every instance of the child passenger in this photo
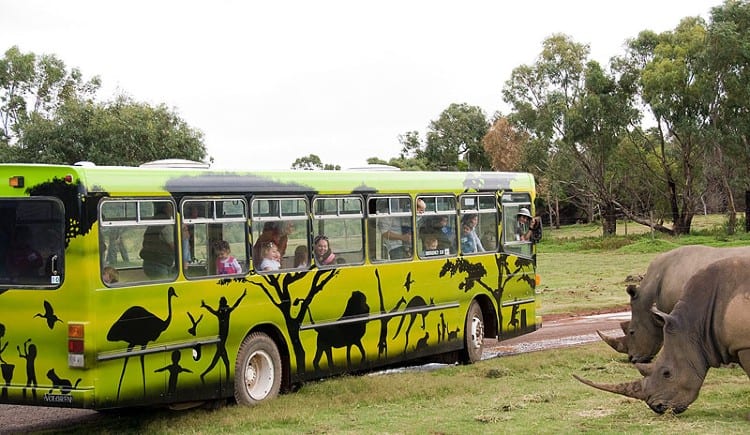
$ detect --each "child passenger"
[215,240,242,275]
[258,241,281,271]
[102,266,119,284]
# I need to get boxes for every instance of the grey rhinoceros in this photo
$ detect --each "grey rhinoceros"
[598,245,750,363]
[576,256,750,414]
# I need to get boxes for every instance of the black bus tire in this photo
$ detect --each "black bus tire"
[234,332,282,406]
[461,300,485,364]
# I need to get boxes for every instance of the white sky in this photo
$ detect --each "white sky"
[1,0,719,170]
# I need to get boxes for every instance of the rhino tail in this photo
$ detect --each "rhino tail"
[596,330,628,354]
[572,374,647,400]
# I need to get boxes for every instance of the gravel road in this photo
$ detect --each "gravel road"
[0,311,629,434]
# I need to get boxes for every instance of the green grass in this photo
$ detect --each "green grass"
[52,214,750,434]
[59,345,750,434]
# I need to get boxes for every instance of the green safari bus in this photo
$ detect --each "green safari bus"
[0,162,540,409]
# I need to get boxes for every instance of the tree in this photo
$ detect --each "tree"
[503,34,636,235]
[0,45,100,145]
[615,17,713,235]
[291,154,340,170]
[703,0,750,233]
[16,95,206,165]
[423,103,490,171]
[482,115,526,171]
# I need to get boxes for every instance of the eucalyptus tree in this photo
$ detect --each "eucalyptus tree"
[703,0,750,233]
[614,17,714,235]
[423,103,490,171]
[18,95,207,166]
[0,45,100,147]
[503,34,636,235]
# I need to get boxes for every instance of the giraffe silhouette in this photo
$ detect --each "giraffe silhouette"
[106,286,178,400]
[34,300,62,330]
[392,296,434,353]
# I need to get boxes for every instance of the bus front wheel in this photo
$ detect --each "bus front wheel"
[234,332,282,406]
[461,300,484,364]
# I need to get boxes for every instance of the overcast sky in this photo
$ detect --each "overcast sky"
[2,0,719,170]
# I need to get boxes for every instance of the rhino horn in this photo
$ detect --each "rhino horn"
[572,374,647,400]
[596,330,629,353]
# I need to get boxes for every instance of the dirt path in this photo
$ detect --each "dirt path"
[0,311,630,433]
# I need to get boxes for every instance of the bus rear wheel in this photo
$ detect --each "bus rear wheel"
[461,300,484,364]
[234,332,282,406]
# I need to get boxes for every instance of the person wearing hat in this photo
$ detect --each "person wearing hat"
[516,207,541,242]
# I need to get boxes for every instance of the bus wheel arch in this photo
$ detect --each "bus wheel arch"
[233,329,287,406]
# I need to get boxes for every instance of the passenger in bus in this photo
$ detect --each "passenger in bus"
[256,242,280,272]
[516,208,542,242]
[420,215,454,253]
[378,215,412,259]
[253,221,293,260]
[461,214,485,252]
[421,233,441,256]
[293,245,309,269]
[313,235,336,266]
[102,266,119,284]
[139,202,175,279]
[106,227,129,265]
[181,223,192,269]
[460,223,477,254]
[215,240,243,274]
[6,225,43,278]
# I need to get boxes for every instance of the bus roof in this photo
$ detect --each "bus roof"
[0,163,535,197]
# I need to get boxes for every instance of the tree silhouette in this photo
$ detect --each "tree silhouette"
[245,269,339,375]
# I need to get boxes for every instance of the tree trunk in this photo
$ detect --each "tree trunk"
[601,202,617,236]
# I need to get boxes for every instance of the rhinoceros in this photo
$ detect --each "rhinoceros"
[598,245,750,363]
[576,256,750,414]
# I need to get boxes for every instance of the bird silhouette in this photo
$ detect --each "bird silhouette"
[403,272,415,292]
[186,311,203,336]
[34,300,62,330]
[106,286,178,400]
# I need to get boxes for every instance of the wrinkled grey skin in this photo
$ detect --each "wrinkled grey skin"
[578,256,750,414]
[599,245,750,363]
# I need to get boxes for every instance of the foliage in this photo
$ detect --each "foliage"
[0,46,207,165]
[15,96,206,165]
[0,45,100,146]
[482,115,526,171]
[291,154,341,170]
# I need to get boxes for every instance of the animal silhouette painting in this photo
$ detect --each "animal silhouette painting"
[392,296,434,352]
[403,272,415,292]
[312,291,369,371]
[508,304,520,331]
[46,368,81,394]
[415,332,429,351]
[107,286,177,400]
[34,300,62,330]
[187,311,203,336]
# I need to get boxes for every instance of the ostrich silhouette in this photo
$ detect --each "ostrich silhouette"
[107,286,178,400]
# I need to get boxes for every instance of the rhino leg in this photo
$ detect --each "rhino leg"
[738,349,750,379]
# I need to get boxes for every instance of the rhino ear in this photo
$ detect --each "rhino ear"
[650,304,670,327]
[626,284,639,299]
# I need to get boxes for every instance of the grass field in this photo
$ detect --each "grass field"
[58,214,750,434]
